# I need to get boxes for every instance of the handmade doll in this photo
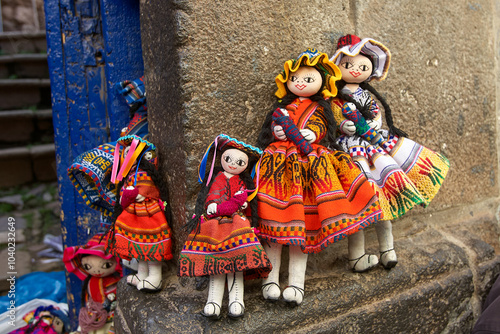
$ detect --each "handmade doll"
[63,234,122,334]
[256,48,382,305]
[104,135,173,292]
[9,305,71,334]
[330,34,450,272]
[179,134,272,320]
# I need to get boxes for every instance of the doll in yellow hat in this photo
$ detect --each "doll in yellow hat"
[256,48,382,305]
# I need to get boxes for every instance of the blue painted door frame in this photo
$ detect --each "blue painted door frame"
[44,0,144,328]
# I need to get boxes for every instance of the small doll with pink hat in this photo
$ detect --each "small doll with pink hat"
[104,135,173,292]
[63,234,122,334]
[330,34,450,272]
[179,134,272,320]
[255,48,382,306]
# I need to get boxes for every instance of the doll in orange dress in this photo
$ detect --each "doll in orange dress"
[105,135,173,292]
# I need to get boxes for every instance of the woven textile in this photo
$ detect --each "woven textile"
[179,172,272,279]
[257,98,382,253]
[105,171,173,262]
[332,91,450,220]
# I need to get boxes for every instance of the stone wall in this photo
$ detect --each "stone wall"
[117,0,500,332]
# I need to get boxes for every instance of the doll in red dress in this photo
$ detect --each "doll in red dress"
[179,134,271,320]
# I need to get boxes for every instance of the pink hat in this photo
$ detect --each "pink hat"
[330,34,391,81]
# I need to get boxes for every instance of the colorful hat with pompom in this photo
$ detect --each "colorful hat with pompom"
[63,234,122,280]
[110,135,157,185]
[275,48,342,99]
[330,34,391,81]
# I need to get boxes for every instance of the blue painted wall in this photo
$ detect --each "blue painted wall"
[44,0,144,328]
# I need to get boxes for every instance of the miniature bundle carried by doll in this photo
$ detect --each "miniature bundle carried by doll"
[342,102,383,145]
[63,234,122,334]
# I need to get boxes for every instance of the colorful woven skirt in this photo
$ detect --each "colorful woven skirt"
[337,129,450,220]
[257,142,382,254]
[105,199,173,262]
[178,213,272,279]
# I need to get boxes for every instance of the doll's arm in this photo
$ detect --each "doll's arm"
[272,108,288,140]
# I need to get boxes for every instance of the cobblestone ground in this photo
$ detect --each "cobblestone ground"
[0,181,64,295]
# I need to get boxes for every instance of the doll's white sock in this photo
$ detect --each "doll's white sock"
[376,220,397,266]
[127,260,148,286]
[204,274,225,317]
[227,271,245,317]
[348,230,378,272]
[282,245,308,305]
[261,242,283,300]
[137,261,162,290]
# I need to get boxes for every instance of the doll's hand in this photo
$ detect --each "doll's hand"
[341,120,356,135]
[274,125,287,141]
[367,119,381,131]
[207,203,217,215]
[241,202,248,210]
[135,194,146,202]
[107,293,116,302]
[279,108,289,117]
[300,129,316,143]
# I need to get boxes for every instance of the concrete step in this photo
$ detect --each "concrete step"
[0,54,49,79]
[115,203,500,333]
[0,31,47,55]
[0,109,53,145]
[0,78,51,110]
[0,143,56,188]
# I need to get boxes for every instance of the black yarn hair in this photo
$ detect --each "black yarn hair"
[183,145,259,234]
[256,66,341,150]
[335,54,408,138]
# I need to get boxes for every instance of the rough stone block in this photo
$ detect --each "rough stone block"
[0,110,35,143]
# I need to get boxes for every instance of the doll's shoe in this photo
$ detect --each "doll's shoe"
[228,301,245,319]
[380,249,398,269]
[282,285,304,306]
[261,282,281,301]
[137,279,163,292]
[201,302,222,320]
[349,253,379,273]
[126,274,141,287]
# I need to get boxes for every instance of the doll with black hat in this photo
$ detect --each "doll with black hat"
[104,135,173,292]
[330,34,450,272]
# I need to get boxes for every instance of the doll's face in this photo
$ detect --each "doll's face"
[81,255,117,278]
[286,66,322,97]
[338,54,372,84]
[221,149,248,176]
[52,316,64,334]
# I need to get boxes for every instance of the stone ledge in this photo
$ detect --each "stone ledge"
[115,200,500,333]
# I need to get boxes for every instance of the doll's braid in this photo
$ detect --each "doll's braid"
[360,82,408,138]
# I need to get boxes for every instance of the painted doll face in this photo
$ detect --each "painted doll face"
[286,66,322,97]
[338,54,372,84]
[221,148,248,176]
[52,316,64,334]
[81,255,117,278]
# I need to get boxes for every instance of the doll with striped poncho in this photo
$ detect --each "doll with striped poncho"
[330,34,450,272]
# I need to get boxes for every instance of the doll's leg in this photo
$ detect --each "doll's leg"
[376,220,398,269]
[227,271,245,318]
[282,245,307,306]
[261,242,283,301]
[137,261,163,291]
[126,260,148,286]
[348,230,379,273]
[202,274,225,319]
